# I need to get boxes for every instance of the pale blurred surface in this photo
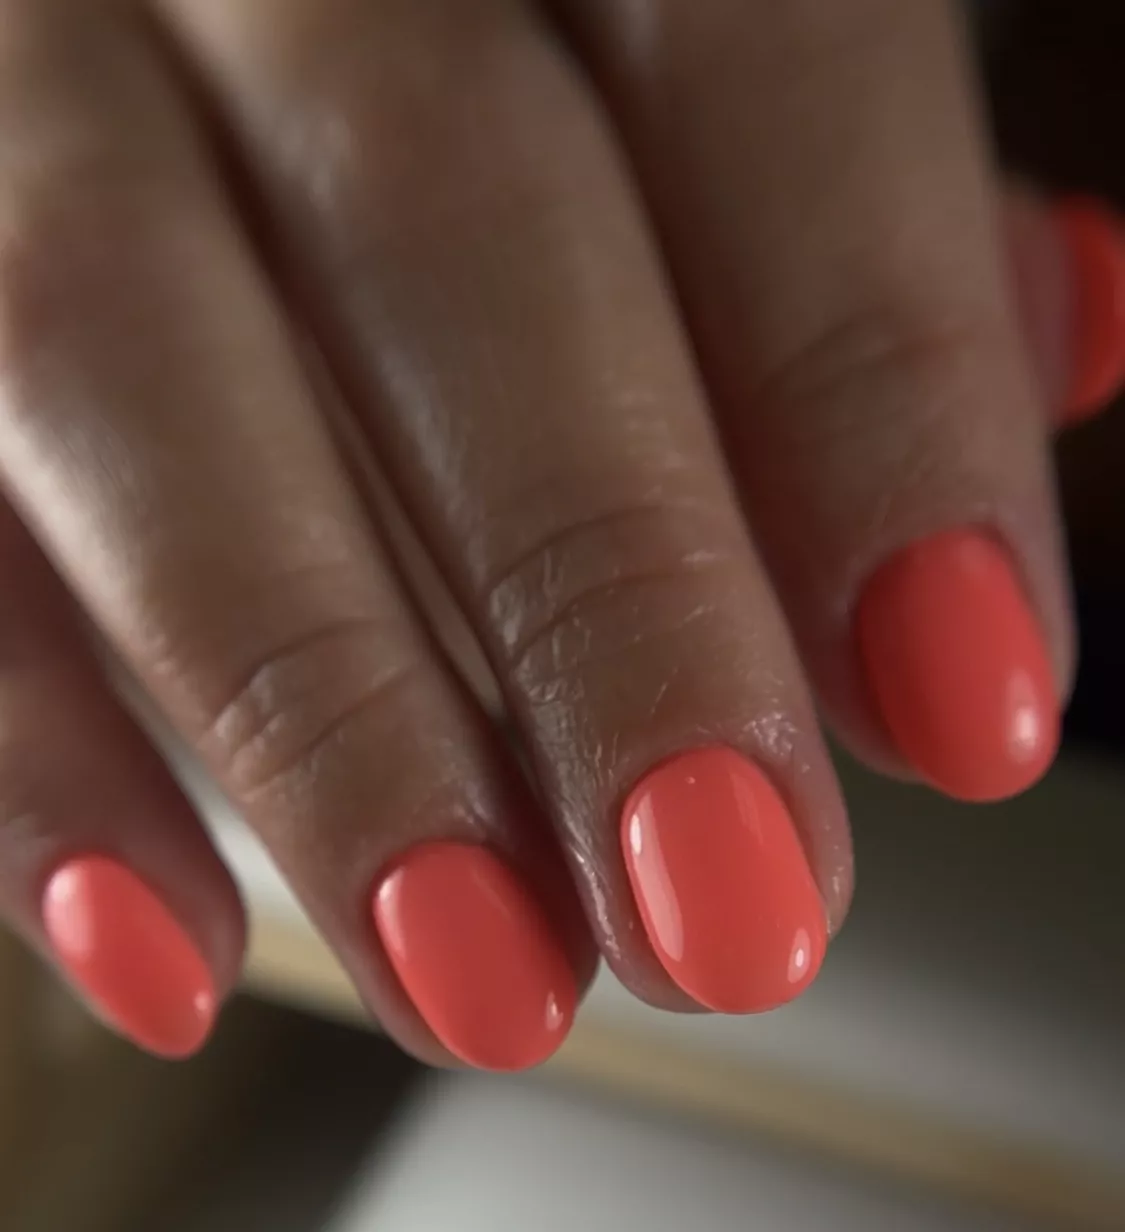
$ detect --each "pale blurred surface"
[325,1075,1037,1232]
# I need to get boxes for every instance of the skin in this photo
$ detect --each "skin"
[0,0,1083,1063]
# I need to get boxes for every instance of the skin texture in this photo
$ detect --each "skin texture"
[0,0,1118,1065]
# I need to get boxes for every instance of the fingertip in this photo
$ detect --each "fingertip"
[857,529,1060,803]
[1051,197,1125,427]
[620,747,827,1014]
[42,855,219,1059]
[371,842,578,1072]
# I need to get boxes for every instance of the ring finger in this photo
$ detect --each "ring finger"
[557,0,1073,800]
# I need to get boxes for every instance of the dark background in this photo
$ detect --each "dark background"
[979,0,1125,751]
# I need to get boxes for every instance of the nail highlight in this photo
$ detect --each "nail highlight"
[858,529,1058,802]
[621,747,825,1014]
[373,842,576,1071]
[1054,197,1125,425]
[42,856,216,1058]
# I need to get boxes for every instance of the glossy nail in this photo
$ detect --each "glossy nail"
[858,529,1058,802]
[42,856,216,1058]
[621,747,825,1014]
[1054,197,1125,425]
[373,842,576,1071]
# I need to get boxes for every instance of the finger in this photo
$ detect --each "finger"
[0,500,243,1058]
[1006,188,1125,428]
[0,1,590,1070]
[162,0,852,1012]
[558,0,1071,800]
[1048,198,1125,426]
[1006,189,1073,417]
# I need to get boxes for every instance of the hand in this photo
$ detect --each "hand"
[0,0,1121,1070]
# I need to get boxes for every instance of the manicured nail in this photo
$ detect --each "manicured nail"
[858,529,1058,802]
[1053,197,1125,426]
[373,842,576,1071]
[42,856,216,1058]
[621,747,825,1014]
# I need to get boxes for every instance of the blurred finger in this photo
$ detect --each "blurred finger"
[0,500,244,1058]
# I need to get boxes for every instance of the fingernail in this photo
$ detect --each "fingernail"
[42,856,216,1058]
[373,842,576,1071]
[858,529,1058,802]
[1053,197,1125,426]
[621,747,825,1014]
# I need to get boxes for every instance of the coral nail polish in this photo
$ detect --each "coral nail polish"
[858,530,1058,802]
[42,857,216,1058]
[373,843,576,1071]
[620,748,825,1014]
[1054,197,1125,425]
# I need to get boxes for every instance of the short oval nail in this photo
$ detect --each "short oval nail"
[373,842,576,1071]
[1053,197,1125,426]
[858,529,1058,802]
[621,747,826,1014]
[42,856,217,1058]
